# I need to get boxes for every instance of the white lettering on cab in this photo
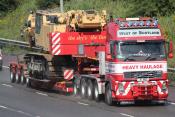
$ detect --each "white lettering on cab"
[106,62,167,74]
[117,29,161,37]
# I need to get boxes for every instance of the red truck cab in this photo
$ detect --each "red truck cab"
[105,17,172,104]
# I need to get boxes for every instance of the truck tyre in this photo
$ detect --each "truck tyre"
[21,70,26,85]
[26,78,32,87]
[94,81,100,102]
[16,70,21,83]
[10,69,16,83]
[0,65,2,71]
[105,83,113,106]
[73,80,78,96]
[80,78,87,98]
[87,79,94,100]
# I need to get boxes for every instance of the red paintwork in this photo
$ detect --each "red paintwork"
[107,21,164,42]
[54,82,73,93]
[48,17,168,102]
[10,62,26,79]
[113,80,168,101]
[9,17,168,103]
[49,31,106,57]
[106,18,168,102]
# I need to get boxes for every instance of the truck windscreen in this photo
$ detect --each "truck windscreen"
[116,41,166,61]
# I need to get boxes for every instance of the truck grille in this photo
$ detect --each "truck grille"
[124,71,162,79]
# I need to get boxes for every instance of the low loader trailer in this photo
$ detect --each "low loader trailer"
[9,10,173,105]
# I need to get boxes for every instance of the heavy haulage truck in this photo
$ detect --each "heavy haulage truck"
[9,9,173,105]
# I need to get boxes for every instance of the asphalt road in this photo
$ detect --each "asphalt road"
[0,55,175,117]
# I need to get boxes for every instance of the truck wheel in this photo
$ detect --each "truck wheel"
[21,73,26,84]
[0,65,2,71]
[16,70,21,83]
[94,81,100,102]
[20,69,26,84]
[87,80,94,100]
[105,83,113,106]
[26,78,31,87]
[80,78,87,98]
[73,81,78,96]
[10,69,16,83]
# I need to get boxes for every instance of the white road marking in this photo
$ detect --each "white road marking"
[77,102,89,106]
[2,66,9,69]
[169,102,175,105]
[2,84,13,88]
[36,92,48,96]
[0,104,37,117]
[120,113,135,117]
[17,110,34,116]
[0,105,8,109]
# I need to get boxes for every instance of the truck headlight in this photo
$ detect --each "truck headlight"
[118,82,125,93]
[162,81,167,92]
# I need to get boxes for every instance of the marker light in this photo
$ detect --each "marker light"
[133,21,138,26]
[153,20,158,27]
[128,21,133,27]
[139,21,144,26]
[146,20,151,26]
[120,22,125,27]
[115,19,119,24]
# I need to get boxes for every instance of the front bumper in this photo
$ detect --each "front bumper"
[113,80,168,101]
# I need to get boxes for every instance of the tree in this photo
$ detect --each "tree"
[36,0,60,9]
[130,0,175,16]
[0,0,20,16]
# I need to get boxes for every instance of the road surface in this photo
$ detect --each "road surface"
[0,55,175,117]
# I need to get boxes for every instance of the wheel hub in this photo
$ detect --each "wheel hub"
[21,75,24,83]
[95,87,98,98]
[74,84,77,95]
[82,85,85,95]
[88,86,91,96]
[16,73,19,81]
[10,72,13,80]
[26,78,29,84]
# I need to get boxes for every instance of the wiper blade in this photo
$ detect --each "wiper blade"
[145,56,157,61]
[145,53,159,61]
[124,56,136,61]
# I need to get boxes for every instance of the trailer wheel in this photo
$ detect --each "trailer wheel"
[21,70,26,84]
[105,83,113,106]
[0,65,2,71]
[10,68,16,83]
[80,78,87,98]
[94,81,100,102]
[26,78,32,87]
[16,70,21,83]
[73,81,78,96]
[87,80,94,100]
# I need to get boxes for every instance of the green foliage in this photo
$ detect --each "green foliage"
[158,16,175,67]
[64,0,134,17]
[2,45,27,55]
[0,0,21,17]
[36,0,61,9]
[130,0,175,16]
[0,0,37,39]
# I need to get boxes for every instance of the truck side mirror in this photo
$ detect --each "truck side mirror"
[168,40,173,58]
